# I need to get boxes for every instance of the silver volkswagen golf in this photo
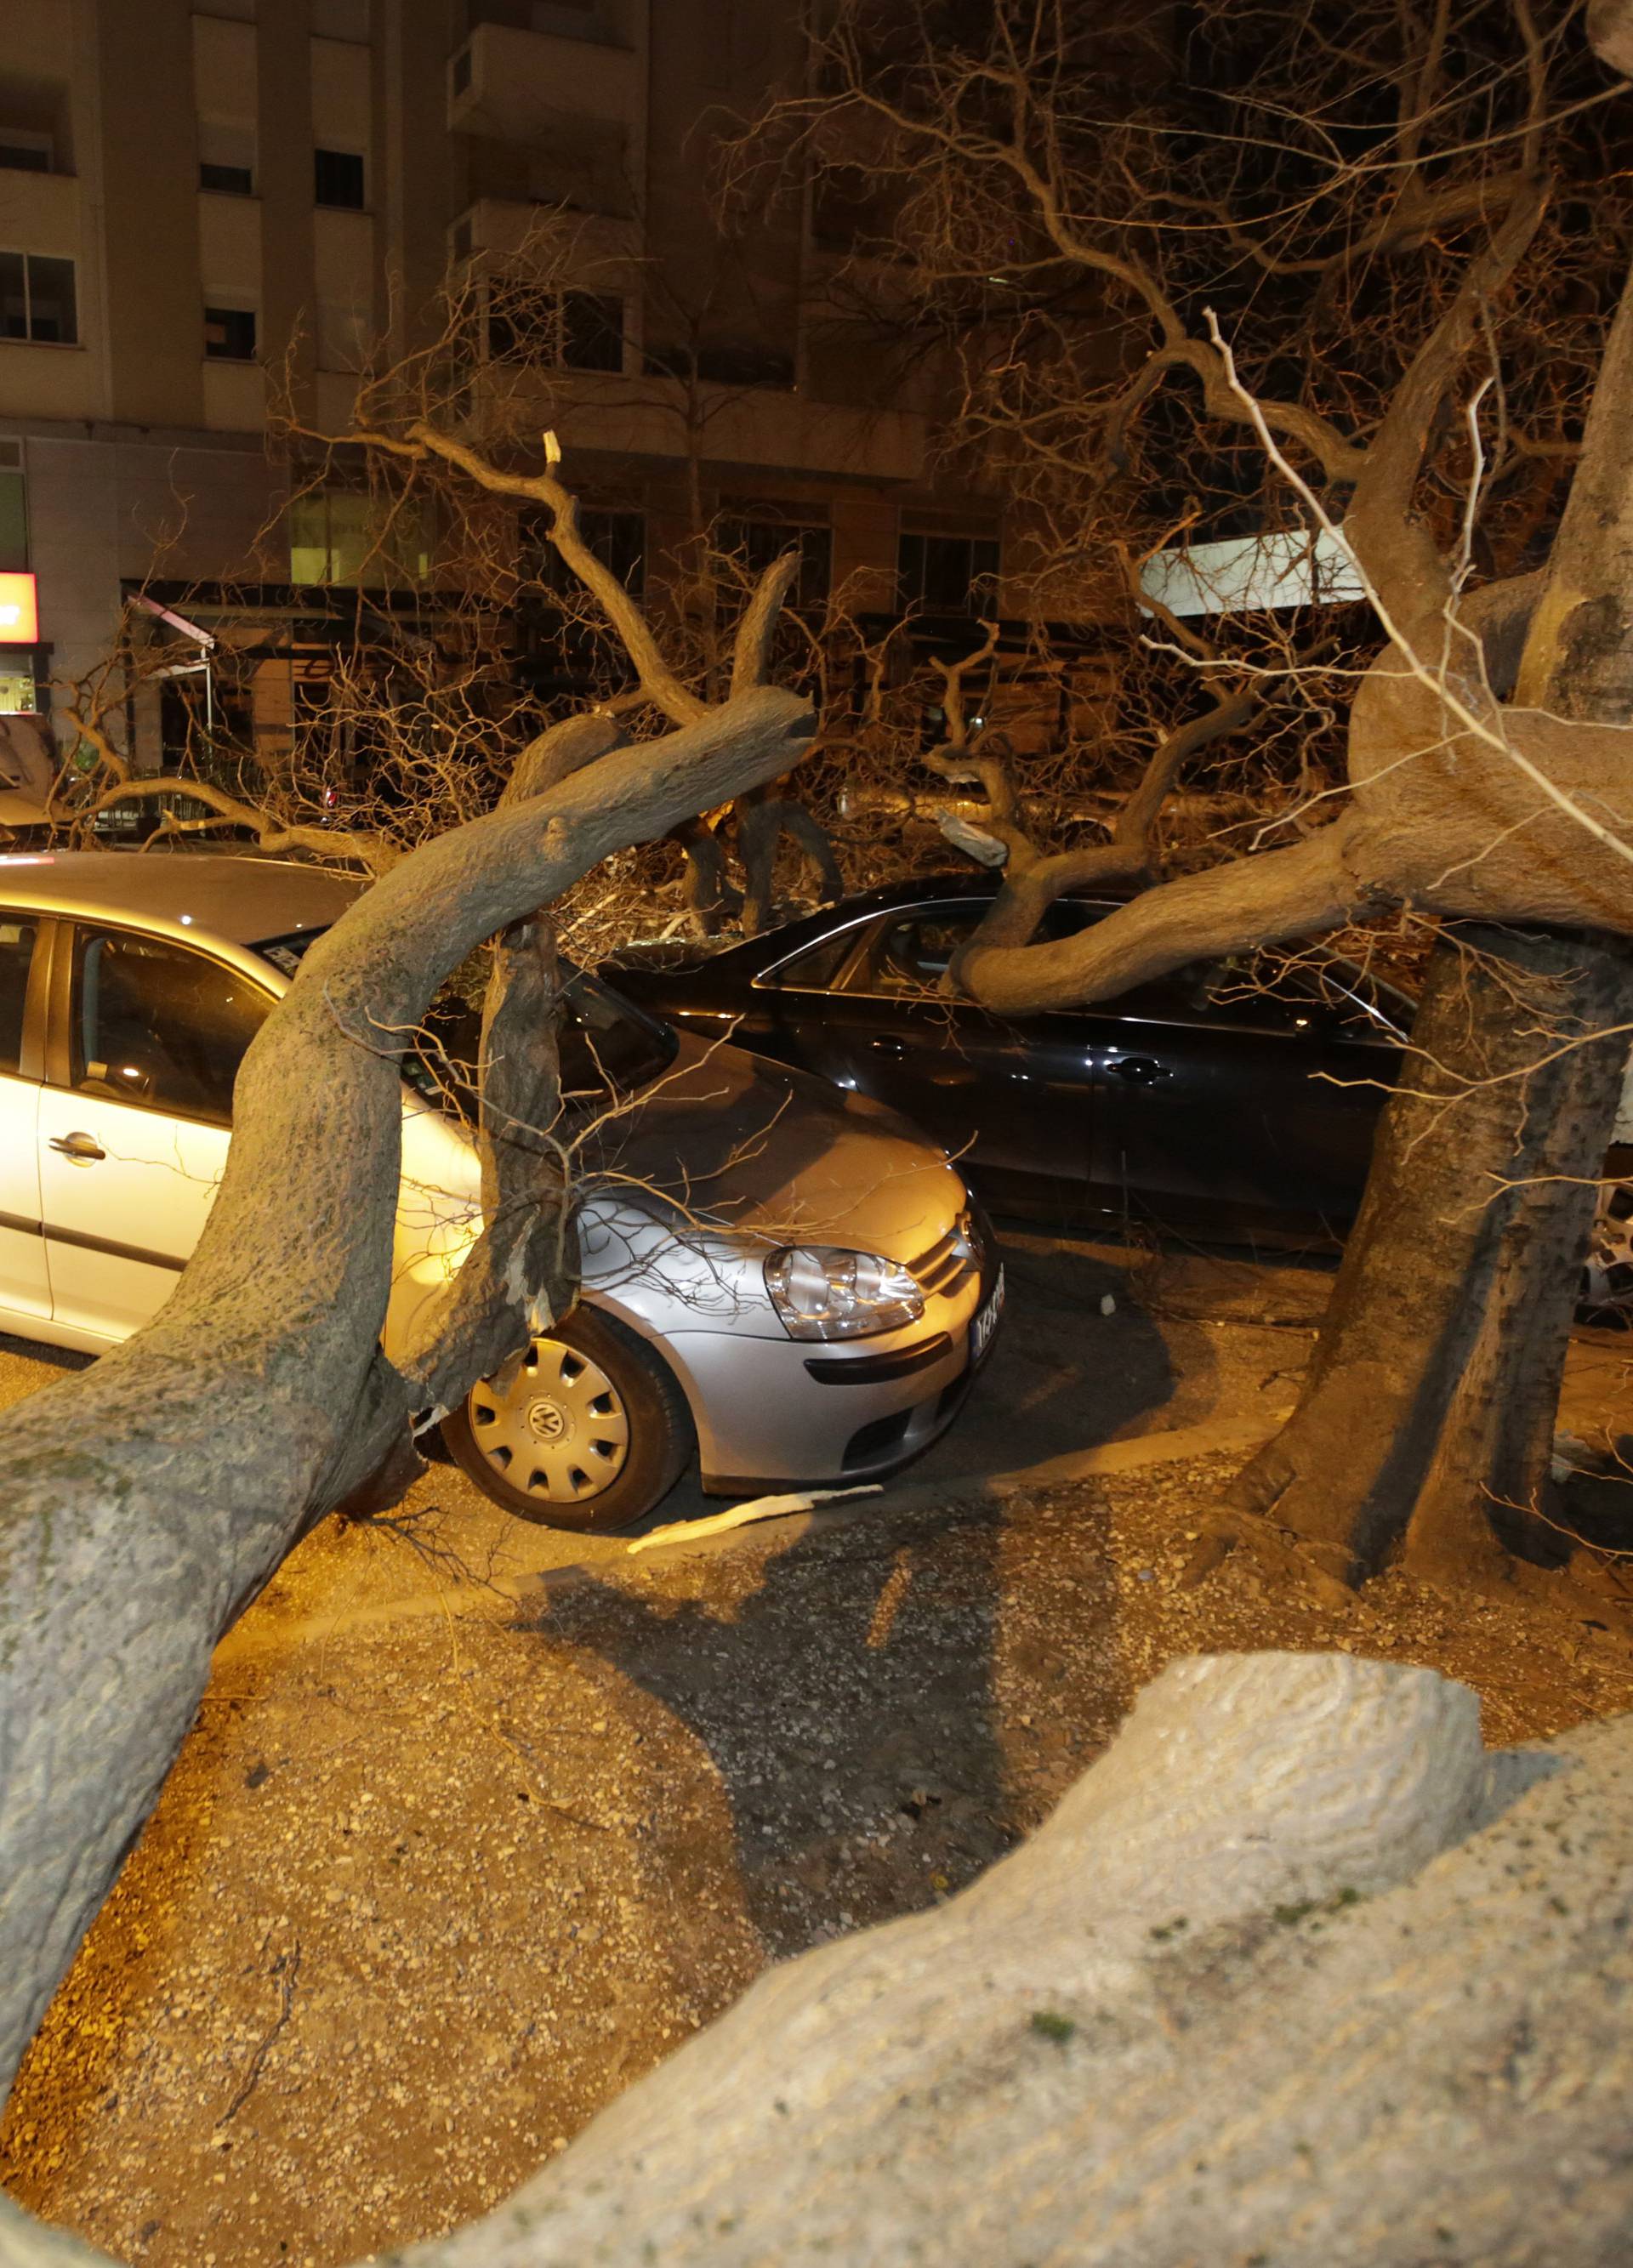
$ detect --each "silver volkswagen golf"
[0,852,1002,1531]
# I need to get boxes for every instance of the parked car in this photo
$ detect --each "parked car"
[0,852,1002,1531]
[607,873,1633,1316]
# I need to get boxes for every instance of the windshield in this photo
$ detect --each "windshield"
[253,928,678,1113]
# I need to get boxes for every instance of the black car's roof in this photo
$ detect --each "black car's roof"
[605,871,1133,977]
[753,870,1131,946]
[831,870,1135,912]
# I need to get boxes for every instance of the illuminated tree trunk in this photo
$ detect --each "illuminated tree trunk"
[0,684,814,2096]
[1223,923,1633,1585]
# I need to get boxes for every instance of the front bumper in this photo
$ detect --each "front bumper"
[617,1231,1004,1498]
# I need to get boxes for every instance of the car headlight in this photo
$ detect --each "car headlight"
[764,1245,925,1340]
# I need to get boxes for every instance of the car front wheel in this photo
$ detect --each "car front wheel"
[441,1306,692,1532]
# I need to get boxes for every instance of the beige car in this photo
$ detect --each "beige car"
[0,851,1004,1531]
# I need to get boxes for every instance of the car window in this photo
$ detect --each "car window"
[770,927,864,992]
[844,899,1101,998]
[560,971,678,1098]
[402,965,678,1117]
[255,927,327,979]
[71,928,272,1122]
[1203,952,1412,1041]
[1108,950,1411,1042]
[850,908,983,993]
[0,916,37,1076]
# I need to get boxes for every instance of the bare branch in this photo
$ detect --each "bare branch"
[731,551,804,696]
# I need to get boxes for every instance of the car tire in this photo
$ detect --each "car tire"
[441,1306,693,1532]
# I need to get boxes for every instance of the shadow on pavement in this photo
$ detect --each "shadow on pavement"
[521,1498,1032,1958]
[517,1235,1169,1959]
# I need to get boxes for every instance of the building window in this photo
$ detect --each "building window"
[198,122,255,196]
[289,487,432,588]
[487,287,623,373]
[0,253,77,345]
[645,342,794,389]
[897,530,1000,614]
[558,291,622,372]
[204,303,257,360]
[523,504,645,598]
[0,445,26,571]
[720,517,831,608]
[698,344,794,389]
[314,147,367,210]
[465,1,608,31]
[0,130,51,174]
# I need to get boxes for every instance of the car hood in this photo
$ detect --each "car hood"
[588,1032,965,1264]
[399,1032,966,1269]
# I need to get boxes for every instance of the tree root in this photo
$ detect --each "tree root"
[1176,1511,1361,1611]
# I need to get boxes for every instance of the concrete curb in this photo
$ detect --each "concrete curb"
[213,1408,1289,1663]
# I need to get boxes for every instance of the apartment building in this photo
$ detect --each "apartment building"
[0,0,1021,784]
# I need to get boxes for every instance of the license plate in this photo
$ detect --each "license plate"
[971,1267,1005,1365]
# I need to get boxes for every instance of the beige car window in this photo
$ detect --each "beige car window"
[72,929,270,1123]
[0,917,37,1076]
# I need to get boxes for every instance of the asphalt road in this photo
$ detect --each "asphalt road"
[0,1219,1337,1596]
[8,1216,1631,1663]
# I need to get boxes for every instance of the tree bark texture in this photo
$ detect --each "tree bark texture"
[1221,923,1633,1584]
[7,1651,1633,2268]
[737,788,843,935]
[0,684,813,2095]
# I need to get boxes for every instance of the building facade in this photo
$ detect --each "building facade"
[0,0,1031,789]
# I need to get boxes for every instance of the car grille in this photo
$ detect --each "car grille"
[909,1208,982,1299]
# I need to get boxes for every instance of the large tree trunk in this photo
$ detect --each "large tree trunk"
[1219,922,1633,1588]
[1220,213,1633,1593]
[0,684,813,2096]
[9,1651,1633,2268]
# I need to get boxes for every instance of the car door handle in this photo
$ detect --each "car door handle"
[48,1132,107,1162]
[1110,1056,1165,1085]
[868,1036,908,1057]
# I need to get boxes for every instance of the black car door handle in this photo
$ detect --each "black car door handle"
[48,1131,107,1162]
[868,1035,908,1057]
[1110,1055,1164,1085]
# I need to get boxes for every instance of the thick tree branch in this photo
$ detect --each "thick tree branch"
[75,776,400,876]
[731,551,803,697]
[956,822,1366,1011]
[0,680,815,2093]
[1344,178,1548,646]
[334,419,708,728]
[393,716,625,1410]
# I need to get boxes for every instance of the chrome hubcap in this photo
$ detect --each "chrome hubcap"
[468,1339,631,1501]
[1582,1179,1633,1327]
[526,1397,569,1442]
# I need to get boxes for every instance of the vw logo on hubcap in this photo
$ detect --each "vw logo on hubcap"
[526,1396,572,1443]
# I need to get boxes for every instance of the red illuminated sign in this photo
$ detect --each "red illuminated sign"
[0,573,37,645]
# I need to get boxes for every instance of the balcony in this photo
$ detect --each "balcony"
[469,369,926,485]
[447,20,640,140]
[452,197,639,273]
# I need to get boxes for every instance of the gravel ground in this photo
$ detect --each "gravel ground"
[4,1226,1633,2266]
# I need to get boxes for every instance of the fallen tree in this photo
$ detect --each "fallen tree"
[4,1650,1631,2265]
[760,0,1633,1588]
[0,579,813,2095]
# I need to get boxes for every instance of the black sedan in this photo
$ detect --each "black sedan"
[606,873,1422,1244]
